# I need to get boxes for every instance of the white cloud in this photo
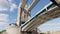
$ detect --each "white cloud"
[0,0,9,11]
[0,0,17,11]
[10,4,17,11]
[8,0,12,2]
[0,14,9,31]
[0,8,8,11]
[0,14,9,21]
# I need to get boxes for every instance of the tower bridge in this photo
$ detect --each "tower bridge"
[2,0,60,34]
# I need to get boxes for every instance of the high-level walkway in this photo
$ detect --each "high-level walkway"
[21,2,60,31]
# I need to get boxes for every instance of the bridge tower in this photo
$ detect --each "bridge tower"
[16,0,40,34]
[17,0,29,26]
[17,0,40,27]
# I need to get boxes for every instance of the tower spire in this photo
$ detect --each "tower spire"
[16,0,30,26]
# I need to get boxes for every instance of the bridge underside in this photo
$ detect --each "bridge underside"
[22,6,60,31]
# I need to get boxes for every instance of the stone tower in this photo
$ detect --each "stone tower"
[16,0,30,26]
[16,0,40,26]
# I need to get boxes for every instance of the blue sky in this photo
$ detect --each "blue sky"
[0,0,60,32]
